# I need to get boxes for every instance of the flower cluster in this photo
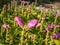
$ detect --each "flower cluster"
[0,0,60,45]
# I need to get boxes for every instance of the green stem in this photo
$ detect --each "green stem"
[27,13,30,20]
[35,0,37,5]
[0,27,3,37]
[9,36,13,45]
[40,21,43,32]
[19,27,25,45]
[50,36,53,45]
[21,30,24,45]
[14,21,16,27]
[51,15,58,45]
[45,30,49,45]
[53,15,58,33]
[5,29,9,44]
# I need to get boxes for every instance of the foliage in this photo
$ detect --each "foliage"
[0,0,60,45]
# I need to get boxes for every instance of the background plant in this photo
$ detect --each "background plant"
[0,0,60,45]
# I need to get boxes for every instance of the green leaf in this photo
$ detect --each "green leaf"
[54,39,60,45]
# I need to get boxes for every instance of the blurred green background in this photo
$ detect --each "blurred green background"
[0,0,60,8]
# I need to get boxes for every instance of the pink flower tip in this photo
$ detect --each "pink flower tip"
[42,16,45,20]
[57,10,60,16]
[46,24,53,30]
[27,19,38,28]
[36,23,41,27]
[2,24,10,29]
[52,33,60,39]
[14,16,24,27]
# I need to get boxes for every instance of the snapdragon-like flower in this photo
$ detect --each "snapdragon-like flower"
[57,10,60,16]
[27,19,38,28]
[2,24,10,29]
[52,33,60,39]
[51,23,60,28]
[20,0,29,5]
[53,24,60,28]
[14,16,24,27]
[55,25,60,28]
[46,25,53,30]
[42,16,45,20]
[36,23,41,27]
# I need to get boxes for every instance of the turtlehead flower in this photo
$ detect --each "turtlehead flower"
[51,23,60,28]
[57,10,60,16]
[14,16,24,27]
[20,0,25,4]
[55,25,60,28]
[53,24,60,28]
[27,19,38,28]
[20,0,29,5]
[52,33,60,39]
[46,25,53,30]
[2,24,10,29]
[42,16,45,20]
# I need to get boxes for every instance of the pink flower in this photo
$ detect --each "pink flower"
[52,32,60,39]
[57,10,60,16]
[14,16,24,27]
[55,25,60,28]
[46,25,53,30]
[27,19,38,28]
[51,23,60,28]
[20,0,29,5]
[42,16,45,20]
[36,23,41,27]
[2,24,10,29]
